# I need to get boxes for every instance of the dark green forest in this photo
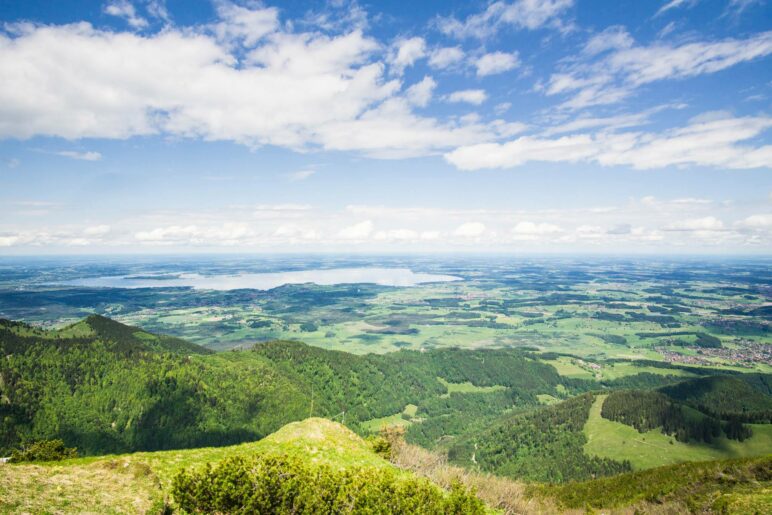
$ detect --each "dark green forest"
[601,390,724,443]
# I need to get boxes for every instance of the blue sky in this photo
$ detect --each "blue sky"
[0,0,770,254]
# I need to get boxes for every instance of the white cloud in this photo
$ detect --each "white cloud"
[428,46,464,69]
[338,220,374,239]
[655,0,698,17]
[135,225,200,242]
[134,222,252,244]
[736,213,772,229]
[454,222,487,237]
[446,134,597,170]
[373,228,419,241]
[582,26,633,56]
[388,37,426,74]
[475,51,519,76]
[287,169,316,182]
[83,224,110,236]
[0,236,20,247]
[104,1,148,29]
[547,30,772,109]
[446,89,487,105]
[665,216,725,231]
[438,0,574,39]
[2,197,766,251]
[213,1,279,46]
[512,221,562,234]
[56,150,102,161]
[445,114,772,170]
[0,15,513,158]
[309,97,504,159]
[146,0,170,22]
[7,158,20,168]
[406,76,436,107]
[541,112,648,136]
[274,224,319,240]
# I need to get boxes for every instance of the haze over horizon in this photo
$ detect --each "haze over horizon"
[1,0,771,254]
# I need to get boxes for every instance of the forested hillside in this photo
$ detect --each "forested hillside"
[1,314,770,489]
[660,375,772,423]
[0,315,576,456]
[448,394,632,483]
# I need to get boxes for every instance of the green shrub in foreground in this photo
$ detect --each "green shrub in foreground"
[9,439,78,463]
[172,453,485,514]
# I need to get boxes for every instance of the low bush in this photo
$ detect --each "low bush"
[172,453,485,514]
[9,439,78,462]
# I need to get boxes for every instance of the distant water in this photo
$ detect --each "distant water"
[55,267,462,291]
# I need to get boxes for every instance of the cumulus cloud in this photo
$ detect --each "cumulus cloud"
[213,1,279,46]
[512,221,562,240]
[134,222,251,244]
[338,220,374,239]
[0,11,520,159]
[0,236,20,247]
[475,51,519,76]
[104,0,148,29]
[665,216,725,231]
[388,37,426,74]
[83,224,110,236]
[736,213,772,229]
[134,225,200,242]
[428,46,464,68]
[446,89,487,105]
[0,197,766,251]
[406,76,437,107]
[438,0,574,39]
[373,228,419,241]
[445,114,772,170]
[454,222,487,237]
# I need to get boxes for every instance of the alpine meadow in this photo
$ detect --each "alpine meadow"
[1,0,771,514]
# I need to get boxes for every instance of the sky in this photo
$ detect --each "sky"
[0,0,770,255]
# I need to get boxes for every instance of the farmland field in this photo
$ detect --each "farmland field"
[1,255,769,373]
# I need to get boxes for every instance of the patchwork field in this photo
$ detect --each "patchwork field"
[1,256,769,374]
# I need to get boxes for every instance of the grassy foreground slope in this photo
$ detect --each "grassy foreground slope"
[3,417,770,514]
[0,418,467,514]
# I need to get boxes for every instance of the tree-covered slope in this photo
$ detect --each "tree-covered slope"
[660,375,772,423]
[0,315,575,456]
[447,393,632,483]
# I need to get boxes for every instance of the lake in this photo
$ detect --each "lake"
[55,267,462,290]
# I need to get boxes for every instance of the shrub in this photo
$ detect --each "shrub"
[172,453,485,514]
[366,435,392,460]
[9,439,78,463]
